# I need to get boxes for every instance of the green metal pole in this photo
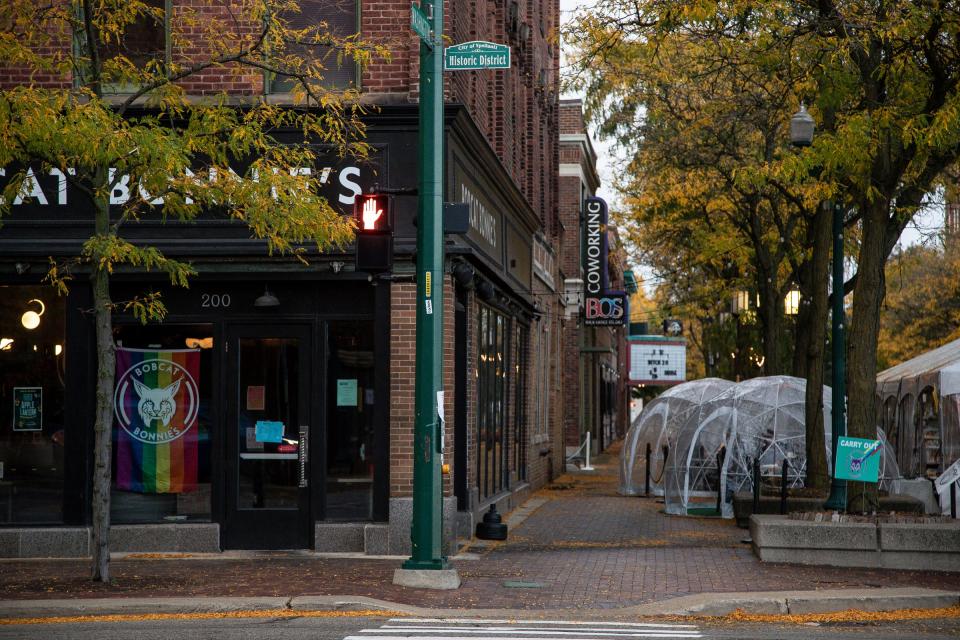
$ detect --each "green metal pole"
[825,201,847,511]
[403,0,448,570]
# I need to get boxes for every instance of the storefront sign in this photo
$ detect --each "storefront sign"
[581,196,625,326]
[584,293,626,326]
[454,163,503,266]
[628,340,687,385]
[0,159,372,215]
[113,348,200,493]
[834,437,882,483]
[13,387,42,431]
[583,196,608,296]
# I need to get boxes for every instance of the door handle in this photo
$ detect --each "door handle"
[298,425,309,488]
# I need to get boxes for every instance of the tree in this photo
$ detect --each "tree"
[878,239,960,369]
[565,10,835,487]
[565,1,960,503]
[0,0,387,581]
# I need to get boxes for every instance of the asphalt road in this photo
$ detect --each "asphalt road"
[2,615,959,640]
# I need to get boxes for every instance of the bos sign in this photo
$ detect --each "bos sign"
[582,196,626,327]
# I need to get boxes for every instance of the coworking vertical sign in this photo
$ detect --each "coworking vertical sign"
[583,196,626,326]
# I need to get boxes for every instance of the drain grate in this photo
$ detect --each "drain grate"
[502,580,544,588]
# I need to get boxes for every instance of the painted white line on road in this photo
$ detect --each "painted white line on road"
[349,635,701,640]
[387,619,699,629]
[376,626,699,635]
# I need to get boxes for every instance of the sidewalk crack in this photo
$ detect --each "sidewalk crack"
[284,596,294,610]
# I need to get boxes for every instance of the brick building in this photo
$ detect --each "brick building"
[0,0,563,555]
[557,99,632,459]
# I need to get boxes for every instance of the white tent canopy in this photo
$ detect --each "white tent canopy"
[877,337,960,478]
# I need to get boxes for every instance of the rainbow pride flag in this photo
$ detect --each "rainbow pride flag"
[113,348,200,493]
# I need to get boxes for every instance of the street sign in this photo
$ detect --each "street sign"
[444,41,511,70]
[410,3,432,45]
[834,437,882,483]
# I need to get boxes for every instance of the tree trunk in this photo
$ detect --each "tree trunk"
[846,199,888,513]
[758,275,784,375]
[803,203,832,492]
[91,194,115,582]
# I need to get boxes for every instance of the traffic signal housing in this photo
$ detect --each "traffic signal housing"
[354,193,393,274]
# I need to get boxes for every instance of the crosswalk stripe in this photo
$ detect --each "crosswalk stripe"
[349,617,704,640]
[386,619,698,629]
[369,626,700,636]
[348,635,700,640]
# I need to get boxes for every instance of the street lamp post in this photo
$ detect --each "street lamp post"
[790,104,846,511]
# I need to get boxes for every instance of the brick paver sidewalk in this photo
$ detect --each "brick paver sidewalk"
[2,441,958,609]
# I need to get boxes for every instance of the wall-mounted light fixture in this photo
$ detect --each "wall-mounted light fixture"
[21,299,45,330]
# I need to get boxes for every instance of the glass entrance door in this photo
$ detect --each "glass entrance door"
[223,325,311,549]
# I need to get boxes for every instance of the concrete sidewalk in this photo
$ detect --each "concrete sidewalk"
[2,442,959,618]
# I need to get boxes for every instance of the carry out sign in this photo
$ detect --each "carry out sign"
[834,436,882,483]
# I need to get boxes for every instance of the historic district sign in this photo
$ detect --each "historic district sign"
[834,436,882,483]
[444,41,511,70]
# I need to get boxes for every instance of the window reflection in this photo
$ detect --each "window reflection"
[326,320,375,520]
[0,286,66,523]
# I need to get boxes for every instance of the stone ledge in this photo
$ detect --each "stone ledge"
[751,515,960,572]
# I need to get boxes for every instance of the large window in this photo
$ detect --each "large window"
[82,0,170,93]
[267,0,359,93]
[0,286,66,524]
[477,305,509,500]
[513,323,527,482]
[111,324,213,523]
[325,320,375,520]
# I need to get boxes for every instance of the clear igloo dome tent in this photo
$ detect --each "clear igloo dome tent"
[622,376,901,518]
[619,378,734,496]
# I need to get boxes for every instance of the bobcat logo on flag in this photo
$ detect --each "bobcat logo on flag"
[113,348,201,494]
[114,355,198,445]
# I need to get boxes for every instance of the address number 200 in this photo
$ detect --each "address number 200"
[201,293,231,308]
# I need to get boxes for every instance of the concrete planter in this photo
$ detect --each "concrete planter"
[733,492,924,528]
[750,514,960,571]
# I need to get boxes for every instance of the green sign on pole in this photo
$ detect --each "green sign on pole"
[834,436,882,483]
[443,41,511,70]
[410,3,432,45]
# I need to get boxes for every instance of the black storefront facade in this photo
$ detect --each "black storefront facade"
[0,105,545,555]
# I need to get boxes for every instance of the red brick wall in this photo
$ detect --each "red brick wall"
[389,278,456,499]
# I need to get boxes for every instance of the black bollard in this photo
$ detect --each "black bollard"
[645,442,652,497]
[780,459,789,515]
[752,457,761,514]
[952,482,957,519]
[715,447,726,514]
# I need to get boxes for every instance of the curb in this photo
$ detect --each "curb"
[1,588,958,620]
